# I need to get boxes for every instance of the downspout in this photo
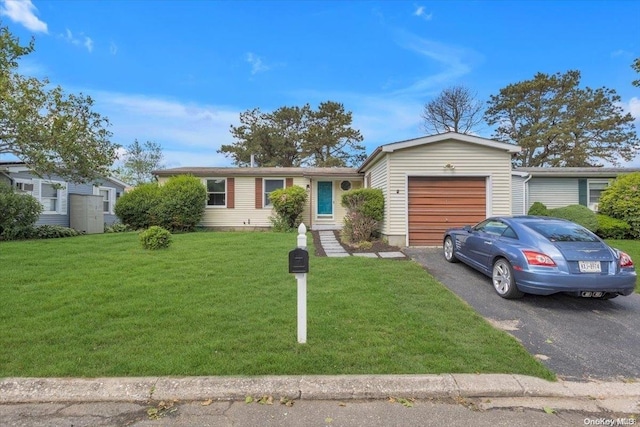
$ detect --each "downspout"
[522,173,532,215]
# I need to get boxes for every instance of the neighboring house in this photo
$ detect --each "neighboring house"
[511,167,640,215]
[155,132,521,247]
[0,162,128,232]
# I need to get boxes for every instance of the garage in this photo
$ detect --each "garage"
[408,176,487,246]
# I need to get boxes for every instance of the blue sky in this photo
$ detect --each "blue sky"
[1,0,639,168]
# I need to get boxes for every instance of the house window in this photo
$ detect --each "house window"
[14,180,34,194]
[94,186,115,214]
[588,180,609,211]
[264,178,284,207]
[206,179,226,207]
[41,183,58,213]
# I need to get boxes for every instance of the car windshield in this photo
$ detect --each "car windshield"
[524,222,599,243]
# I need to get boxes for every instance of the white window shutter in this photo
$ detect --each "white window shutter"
[32,179,41,199]
[59,185,68,215]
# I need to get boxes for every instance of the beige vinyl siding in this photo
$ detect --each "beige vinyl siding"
[366,155,390,234]
[511,175,526,215]
[528,178,579,210]
[387,140,512,242]
[312,178,363,227]
[159,176,310,228]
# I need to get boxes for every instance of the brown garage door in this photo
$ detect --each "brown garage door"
[408,177,486,246]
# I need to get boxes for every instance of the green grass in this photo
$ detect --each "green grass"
[606,239,640,292]
[0,232,553,380]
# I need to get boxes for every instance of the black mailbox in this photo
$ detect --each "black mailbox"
[289,247,309,273]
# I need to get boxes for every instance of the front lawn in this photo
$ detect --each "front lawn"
[606,239,640,292]
[0,232,553,379]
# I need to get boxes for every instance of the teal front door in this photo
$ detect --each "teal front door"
[317,181,333,216]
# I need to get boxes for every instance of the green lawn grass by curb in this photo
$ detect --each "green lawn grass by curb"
[0,231,554,380]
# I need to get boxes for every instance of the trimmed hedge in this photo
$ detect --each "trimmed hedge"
[139,226,172,250]
[527,201,549,216]
[547,205,598,232]
[114,182,161,230]
[269,185,308,231]
[115,175,207,232]
[598,173,640,238]
[596,214,632,239]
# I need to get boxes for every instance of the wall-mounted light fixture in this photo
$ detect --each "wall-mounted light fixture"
[306,184,310,191]
[444,163,455,170]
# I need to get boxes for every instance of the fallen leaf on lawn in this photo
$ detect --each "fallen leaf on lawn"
[201,399,213,406]
[543,406,556,414]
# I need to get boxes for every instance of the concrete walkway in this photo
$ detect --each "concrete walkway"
[317,230,405,259]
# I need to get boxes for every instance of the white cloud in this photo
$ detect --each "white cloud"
[246,52,270,75]
[413,5,433,21]
[391,31,479,96]
[109,42,118,55]
[84,37,94,53]
[61,28,94,53]
[89,91,241,167]
[0,0,47,33]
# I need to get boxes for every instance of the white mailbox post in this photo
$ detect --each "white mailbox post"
[294,223,308,343]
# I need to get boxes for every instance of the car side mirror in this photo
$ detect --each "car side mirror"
[463,225,472,233]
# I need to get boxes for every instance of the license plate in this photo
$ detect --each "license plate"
[579,261,601,273]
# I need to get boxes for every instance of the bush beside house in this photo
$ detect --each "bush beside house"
[115,175,206,232]
[269,185,308,231]
[340,188,384,244]
[598,172,640,238]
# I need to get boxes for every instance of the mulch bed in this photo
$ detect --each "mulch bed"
[311,230,406,258]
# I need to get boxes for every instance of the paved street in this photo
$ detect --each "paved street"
[404,248,640,381]
[1,398,635,426]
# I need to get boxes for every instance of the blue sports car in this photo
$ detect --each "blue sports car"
[443,216,636,299]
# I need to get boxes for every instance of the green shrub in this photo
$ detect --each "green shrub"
[269,185,308,231]
[341,188,385,244]
[598,173,640,237]
[33,225,81,239]
[527,201,549,216]
[547,204,598,232]
[115,182,161,230]
[139,226,172,250]
[152,175,207,232]
[596,214,632,239]
[0,183,43,240]
[104,222,131,233]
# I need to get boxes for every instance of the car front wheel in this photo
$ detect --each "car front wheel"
[492,258,524,299]
[443,236,459,263]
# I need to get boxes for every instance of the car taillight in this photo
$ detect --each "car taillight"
[523,250,557,267]
[619,251,634,268]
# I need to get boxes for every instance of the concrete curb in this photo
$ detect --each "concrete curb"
[1,374,639,404]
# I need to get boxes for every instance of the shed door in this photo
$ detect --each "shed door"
[408,177,486,246]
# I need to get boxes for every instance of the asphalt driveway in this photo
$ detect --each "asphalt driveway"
[404,248,640,381]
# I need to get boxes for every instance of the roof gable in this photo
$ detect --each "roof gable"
[359,132,520,172]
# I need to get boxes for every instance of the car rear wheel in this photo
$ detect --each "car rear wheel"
[492,258,524,299]
[443,236,459,263]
